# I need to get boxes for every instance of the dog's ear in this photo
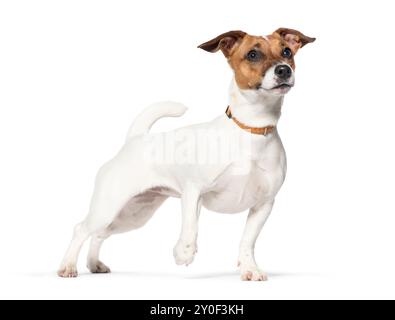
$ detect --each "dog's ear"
[274,28,316,54]
[198,30,247,57]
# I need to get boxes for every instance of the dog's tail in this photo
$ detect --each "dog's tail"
[125,101,188,141]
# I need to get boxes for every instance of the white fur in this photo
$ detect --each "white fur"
[58,70,290,281]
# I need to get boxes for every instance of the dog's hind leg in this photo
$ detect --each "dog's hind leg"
[83,187,173,275]
[87,232,111,274]
[58,153,174,278]
[57,222,91,278]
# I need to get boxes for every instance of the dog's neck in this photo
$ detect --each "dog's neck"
[228,78,283,128]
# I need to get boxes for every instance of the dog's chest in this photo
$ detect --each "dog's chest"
[202,160,283,213]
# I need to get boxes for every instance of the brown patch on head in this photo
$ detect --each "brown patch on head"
[198,29,315,90]
[228,34,289,89]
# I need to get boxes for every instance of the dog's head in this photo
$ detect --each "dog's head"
[198,28,315,96]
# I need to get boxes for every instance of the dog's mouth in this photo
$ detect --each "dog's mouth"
[258,83,294,93]
[271,83,293,90]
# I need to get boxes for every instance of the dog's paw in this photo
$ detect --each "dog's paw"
[87,261,111,274]
[239,265,267,281]
[57,265,78,278]
[173,241,197,266]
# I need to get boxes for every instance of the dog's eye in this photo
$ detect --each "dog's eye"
[246,50,262,62]
[282,47,293,59]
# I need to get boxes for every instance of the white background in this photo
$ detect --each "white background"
[0,0,394,300]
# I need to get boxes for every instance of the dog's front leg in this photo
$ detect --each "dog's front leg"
[238,200,274,281]
[173,184,202,266]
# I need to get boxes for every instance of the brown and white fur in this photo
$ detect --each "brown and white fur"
[58,28,315,281]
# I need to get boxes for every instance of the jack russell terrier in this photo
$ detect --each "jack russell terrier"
[58,28,315,281]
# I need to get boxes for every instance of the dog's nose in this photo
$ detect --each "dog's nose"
[275,65,292,80]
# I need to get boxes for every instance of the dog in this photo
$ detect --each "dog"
[58,28,315,281]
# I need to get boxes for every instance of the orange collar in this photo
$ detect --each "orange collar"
[225,106,276,136]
